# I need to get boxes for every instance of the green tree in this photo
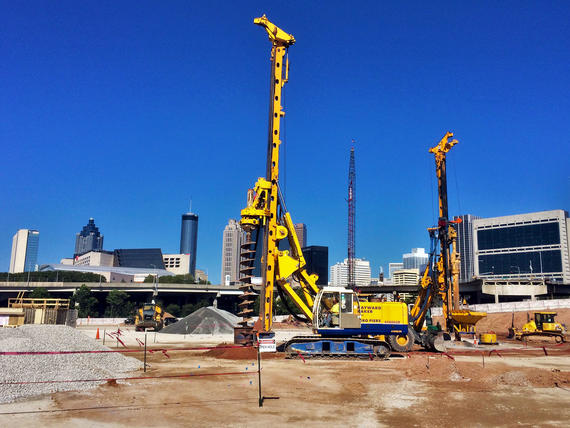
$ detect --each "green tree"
[105,290,130,317]
[165,304,181,317]
[71,284,99,317]
[29,287,51,299]
[181,303,195,317]
[1,271,105,283]
[274,293,299,315]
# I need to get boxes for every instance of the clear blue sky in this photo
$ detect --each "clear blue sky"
[1,1,569,283]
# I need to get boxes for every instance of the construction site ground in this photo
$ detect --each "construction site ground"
[1,310,569,427]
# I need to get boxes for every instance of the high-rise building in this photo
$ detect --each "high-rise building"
[294,223,307,248]
[180,212,198,276]
[302,246,328,285]
[220,219,244,286]
[473,209,569,283]
[10,229,40,273]
[454,214,481,283]
[330,258,371,288]
[388,262,404,279]
[74,218,104,257]
[392,268,420,285]
[403,248,428,272]
[279,222,307,252]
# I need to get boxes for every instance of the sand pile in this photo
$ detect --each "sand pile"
[161,306,240,334]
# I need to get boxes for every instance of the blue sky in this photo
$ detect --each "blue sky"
[1,1,569,283]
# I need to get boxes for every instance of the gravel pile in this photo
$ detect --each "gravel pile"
[0,325,142,403]
[161,306,239,334]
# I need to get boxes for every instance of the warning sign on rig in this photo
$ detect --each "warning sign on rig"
[258,332,276,353]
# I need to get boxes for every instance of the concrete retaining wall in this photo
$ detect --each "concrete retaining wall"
[430,298,570,316]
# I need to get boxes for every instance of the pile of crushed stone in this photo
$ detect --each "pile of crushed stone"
[161,306,239,334]
[0,324,142,403]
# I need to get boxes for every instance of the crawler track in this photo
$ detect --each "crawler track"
[282,335,392,360]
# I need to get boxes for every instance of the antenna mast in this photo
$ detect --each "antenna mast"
[347,143,356,288]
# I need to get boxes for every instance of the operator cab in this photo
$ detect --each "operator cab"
[313,287,361,331]
[535,312,556,329]
[142,304,157,321]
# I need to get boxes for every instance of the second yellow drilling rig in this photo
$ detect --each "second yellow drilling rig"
[409,132,487,351]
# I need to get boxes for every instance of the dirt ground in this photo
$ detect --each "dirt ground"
[1,329,569,427]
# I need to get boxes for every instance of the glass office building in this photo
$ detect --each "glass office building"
[403,248,428,272]
[10,229,40,273]
[473,210,569,283]
[180,213,198,276]
[454,214,481,283]
[302,246,328,285]
[113,249,165,269]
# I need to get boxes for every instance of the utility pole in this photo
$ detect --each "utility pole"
[347,143,356,289]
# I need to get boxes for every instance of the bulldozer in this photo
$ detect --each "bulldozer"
[508,311,566,343]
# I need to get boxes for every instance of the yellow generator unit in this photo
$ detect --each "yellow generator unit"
[479,332,498,345]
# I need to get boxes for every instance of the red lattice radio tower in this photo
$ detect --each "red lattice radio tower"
[347,143,356,288]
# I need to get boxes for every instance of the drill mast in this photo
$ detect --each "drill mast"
[237,16,320,338]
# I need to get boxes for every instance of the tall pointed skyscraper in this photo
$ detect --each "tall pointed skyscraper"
[75,218,103,257]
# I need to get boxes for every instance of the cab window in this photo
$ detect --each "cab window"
[341,293,353,314]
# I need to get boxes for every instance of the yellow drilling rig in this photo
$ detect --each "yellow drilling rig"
[409,132,487,351]
[233,16,411,358]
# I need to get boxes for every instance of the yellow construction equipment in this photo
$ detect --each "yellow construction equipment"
[135,303,164,332]
[508,311,566,343]
[409,132,487,351]
[479,332,498,345]
[234,16,410,358]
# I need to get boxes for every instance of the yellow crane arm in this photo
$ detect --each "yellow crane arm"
[254,15,296,46]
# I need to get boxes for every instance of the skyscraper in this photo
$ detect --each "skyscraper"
[302,245,328,285]
[278,222,307,251]
[403,248,428,272]
[330,258,371,288]
[454,214,481,283]
[388,262,404,279]
[75,218,104,257]
[221,219,244,286]
[294,223,307,248]
[180,212,198,276]
[10,229,40,273]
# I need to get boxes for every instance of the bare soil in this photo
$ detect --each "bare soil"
[1,338,570,427]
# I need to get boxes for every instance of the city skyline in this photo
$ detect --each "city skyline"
[2,3,569,284]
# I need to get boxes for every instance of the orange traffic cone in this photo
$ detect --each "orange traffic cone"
[96,328,100,340]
